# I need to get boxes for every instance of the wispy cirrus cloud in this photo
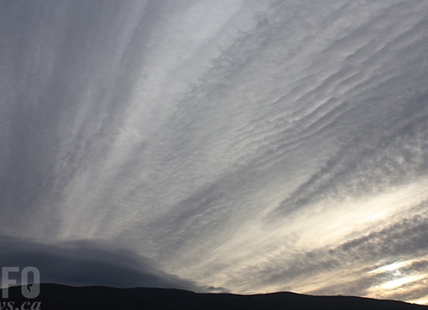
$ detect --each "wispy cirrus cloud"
[1,0,428,304]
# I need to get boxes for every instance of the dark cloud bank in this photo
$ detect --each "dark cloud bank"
[0,236,202,291]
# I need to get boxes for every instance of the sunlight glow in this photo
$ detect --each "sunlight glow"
[369,261,409,274]
[411,299,428,306]
[380,275,423,290]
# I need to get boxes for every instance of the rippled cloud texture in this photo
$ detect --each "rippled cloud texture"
[1,0,428,305]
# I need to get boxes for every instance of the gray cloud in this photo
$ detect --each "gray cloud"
[0,236,200,291]
[1,0,428,304]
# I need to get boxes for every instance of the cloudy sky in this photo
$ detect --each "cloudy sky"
[1,0,428,305]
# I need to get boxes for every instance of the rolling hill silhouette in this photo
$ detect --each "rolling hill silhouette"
[2,284,427,310]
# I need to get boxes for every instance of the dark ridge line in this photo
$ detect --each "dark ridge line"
[1,283,427,310]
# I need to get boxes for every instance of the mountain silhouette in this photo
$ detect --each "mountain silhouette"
[2,284,427,310]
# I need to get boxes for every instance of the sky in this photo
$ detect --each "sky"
[1,0,428,305]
